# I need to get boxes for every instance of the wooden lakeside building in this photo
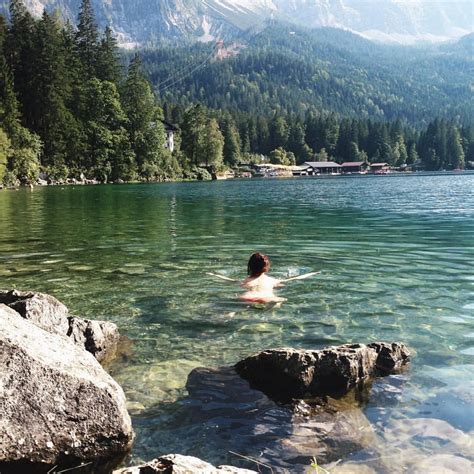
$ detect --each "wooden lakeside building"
[340,161,369,174]
[303,161,342,175]
[249,161,395,178]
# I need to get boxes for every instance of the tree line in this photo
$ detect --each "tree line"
[0,1,472,186]
[0,0,177,185]
[171,104,472,170]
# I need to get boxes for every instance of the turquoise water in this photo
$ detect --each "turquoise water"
[1,174,473,472]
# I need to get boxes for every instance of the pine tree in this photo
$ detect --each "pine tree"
[122,54,165,179]
[76,0,99,78]
[270,115,289,150]
[447,126,465,169]
[0,12,41,184]
[96,26,122,84]
[223,119,241,166]
[33,11,78,175]
[287,122,306,160]
[407,143,418,165]
[7,0,36,127]
[181,104,206,167]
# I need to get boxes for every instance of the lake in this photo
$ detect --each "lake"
[1,174,473,472]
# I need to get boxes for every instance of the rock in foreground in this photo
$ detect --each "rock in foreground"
[114,454,257,473]
[0,289,119,363]
[235,342,410,400]
[0,304,133,470]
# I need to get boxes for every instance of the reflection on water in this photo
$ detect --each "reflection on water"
[1,174,474,472]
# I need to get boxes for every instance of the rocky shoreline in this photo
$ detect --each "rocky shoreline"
[0,290,411,473]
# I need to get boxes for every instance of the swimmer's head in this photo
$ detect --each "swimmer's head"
[247,252,270,277]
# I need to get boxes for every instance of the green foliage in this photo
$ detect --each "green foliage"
[223,119,241,166]
[76,0,99,78]
[314,148,329,162]
[0,126,11,182]
[143,25,473,125]
[122,54,167,180]
[183,165,212,181]
[8,126,41,184]
[180,104,224,169]
[269,147,296,166]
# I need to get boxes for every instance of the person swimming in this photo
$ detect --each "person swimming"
[207,252,320,304]
[240,252,286,303]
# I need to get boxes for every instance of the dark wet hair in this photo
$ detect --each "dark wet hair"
[247,252,270,277]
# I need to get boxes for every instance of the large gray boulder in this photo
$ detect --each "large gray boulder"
[0,289,119,363]
[235,342,410,400]
[0,289,69,335]
[0,304,134,470]
[113,454,257,473]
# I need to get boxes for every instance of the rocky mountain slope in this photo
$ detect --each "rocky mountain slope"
[4,0,473,46]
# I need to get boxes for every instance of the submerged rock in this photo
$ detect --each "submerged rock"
[0,289,119,362]
[235,342,410,400]
[113,454,257,473]
[0,304,134,470]
[181,365,386,470]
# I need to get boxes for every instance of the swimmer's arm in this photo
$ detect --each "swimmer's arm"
[280,271,321,282]
[206,272,239,283]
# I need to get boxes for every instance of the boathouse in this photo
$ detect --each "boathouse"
[370,162,389,174]
[304,161,342,175]
[341,161,369,174]
[292,165,311,176]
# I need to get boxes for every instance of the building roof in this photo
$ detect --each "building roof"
[371,163,388,167]
[341,161,365,167]
[305,161,342,168]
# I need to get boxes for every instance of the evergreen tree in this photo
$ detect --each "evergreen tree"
[0,11,41,184]
[201,118,224,168]
[82,78,135,182]
[122,54,166,179]
[96,26,122,84]
[287,122,306,160]
[7,0,36,126]
[407,143,418,165]
[181,104,206,167]
[270,116,289,150]
[76,0,99,78]
[33,11,78,175]
[223,119,241,166]
[447,126,465,169]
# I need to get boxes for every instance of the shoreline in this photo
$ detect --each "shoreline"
[1,169,473,191]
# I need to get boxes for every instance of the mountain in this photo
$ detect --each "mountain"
[141,26,473,125]
[4,0,473,46]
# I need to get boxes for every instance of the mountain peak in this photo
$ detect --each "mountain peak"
[8,0,474,46]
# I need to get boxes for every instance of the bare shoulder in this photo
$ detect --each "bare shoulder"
[265,275,282,286]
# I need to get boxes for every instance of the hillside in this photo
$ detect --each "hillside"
[4,0,473,46]
[142,26,474,125]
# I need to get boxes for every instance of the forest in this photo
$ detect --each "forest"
[0,0,472,186]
